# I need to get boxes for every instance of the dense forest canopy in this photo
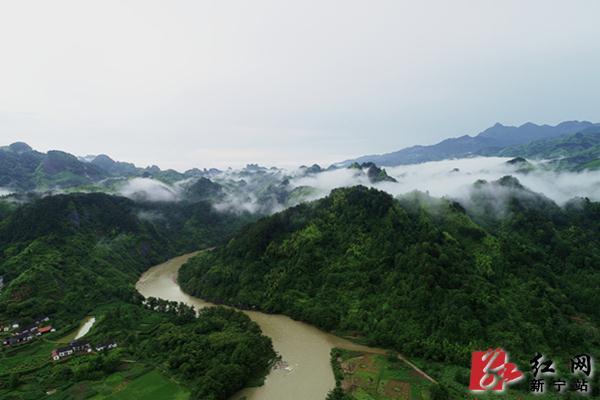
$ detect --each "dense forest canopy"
[0,193,249,323]
[1,176,599,399]
[0,193,274,399]
[179,182,600,367]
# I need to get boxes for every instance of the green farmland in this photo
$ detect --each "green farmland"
[85,368,189,400]
[332,349,433,400]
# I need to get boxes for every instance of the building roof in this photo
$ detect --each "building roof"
[56,346,73,353]
[22,324,37,332]
[96,340,117,348]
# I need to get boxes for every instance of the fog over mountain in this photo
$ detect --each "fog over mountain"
[118,177,181,202]
[3,3,600,399]
[2,120,599,217]
[105,156,600,218]
[286,157,599,211]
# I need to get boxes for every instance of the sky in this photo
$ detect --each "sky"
[1,0,600,170]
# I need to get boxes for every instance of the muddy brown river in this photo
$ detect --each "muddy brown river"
[135,252,430,400]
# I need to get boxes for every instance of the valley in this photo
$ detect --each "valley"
[1,121,599,399]
[136,251,435,400]
[3,2,600,398]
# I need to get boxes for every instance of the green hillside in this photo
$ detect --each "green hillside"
[179,184,600,393]
[0,193,274,400]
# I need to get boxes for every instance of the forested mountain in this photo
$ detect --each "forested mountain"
[347,162,397,183]
[88,154,139,176]
[491,128,600,171]
[0,193,274,399]
[179,184,600,368]
[0,143,212,192]
[0,143,107,191]
[4,127,598,222]
[0,193,248,322]
[338,121,599,167]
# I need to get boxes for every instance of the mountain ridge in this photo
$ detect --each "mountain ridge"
[336,120,599,167]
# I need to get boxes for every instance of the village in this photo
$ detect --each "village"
[1,316,54,346]
[0,315,117,361]
[52,339,118,361]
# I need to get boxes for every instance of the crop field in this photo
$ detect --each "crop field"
[87,369,189,400]
[335,350,432,400]
[45,364,190,400]
[0,340,54,376]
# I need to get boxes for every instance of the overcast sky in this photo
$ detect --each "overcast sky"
[1,1,600,170]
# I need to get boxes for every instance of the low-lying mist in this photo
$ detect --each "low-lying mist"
[291,157,600,204]
[118,178,181,202]
[116,157,600,216]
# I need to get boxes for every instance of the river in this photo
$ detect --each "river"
[135,252,426,400]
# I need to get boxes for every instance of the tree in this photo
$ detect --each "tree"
[8,373,20,389]
[430,383,452,400]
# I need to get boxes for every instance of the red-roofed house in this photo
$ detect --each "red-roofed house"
[38,326,53,335]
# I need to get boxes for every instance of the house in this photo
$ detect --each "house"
[95,341,118,352]
[34,316,50,325]
[18,331,34,344]
[15,324,38,337]
[37,326,53,335]
[51,341,92,361]
[70,340,92,353]
[51,339,117,361]
[52,347,74,361]
[4,332,34,346]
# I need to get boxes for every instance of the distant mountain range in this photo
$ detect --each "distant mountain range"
[491,128,600,171]
[2,120,599,197]
[0,142,107,191]
[337,120,600,167]
[0,143,212,191]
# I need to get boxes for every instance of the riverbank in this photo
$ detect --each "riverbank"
[136,251,435,400]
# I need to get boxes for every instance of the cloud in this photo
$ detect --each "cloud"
[136,210,166,222]
[3,2,600,169]
[209,167,288,214]
[212,193,262,214]
[128,157,599,215]
[118,178,180,202]
[0,188,14,197]
[289,157,600,205]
